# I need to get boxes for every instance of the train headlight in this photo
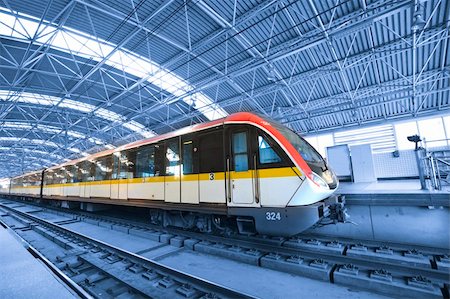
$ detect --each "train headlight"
[311,172,329,189]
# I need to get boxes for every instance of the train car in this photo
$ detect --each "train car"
[9,170,43,197]
[3,112,340,236]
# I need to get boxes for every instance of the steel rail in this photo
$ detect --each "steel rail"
[0,218,94,299]
[0,202,256,299]
[2,197,448,283]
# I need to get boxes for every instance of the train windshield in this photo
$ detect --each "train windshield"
[265,119,324,164]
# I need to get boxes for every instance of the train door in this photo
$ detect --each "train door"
[84,161,94,198]
[198,128,226,203]
[164,138,181,203]
[78,162,85,198]
[118,152,129,200]
[111,153,120,199]
[181,135,199,204]
[226,126,260,206]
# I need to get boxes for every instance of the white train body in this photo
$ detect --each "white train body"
[5,113,338,235]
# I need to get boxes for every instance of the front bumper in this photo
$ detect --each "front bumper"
[228,202,326,236]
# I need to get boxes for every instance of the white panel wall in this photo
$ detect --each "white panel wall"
[373,145,450,179]
[350,144,377,183]
[373,150,418,178]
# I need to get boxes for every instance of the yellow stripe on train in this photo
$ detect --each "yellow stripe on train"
[38,167,302,189]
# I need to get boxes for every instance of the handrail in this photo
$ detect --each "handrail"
[424,151,450,190]
[434,157,450,167]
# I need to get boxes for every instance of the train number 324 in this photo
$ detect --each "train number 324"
[265,212,281,221]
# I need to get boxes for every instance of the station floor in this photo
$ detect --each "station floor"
[0,225,75,299]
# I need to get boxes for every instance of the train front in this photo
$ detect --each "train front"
[254,118,343,236]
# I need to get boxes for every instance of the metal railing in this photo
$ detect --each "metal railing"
[424,149,450,190]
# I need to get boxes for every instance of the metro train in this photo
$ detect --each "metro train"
[1,112,340,236]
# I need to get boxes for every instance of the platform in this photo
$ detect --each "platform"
[0,225,75,299]
[309,179,450,249]
[337,179,449,207]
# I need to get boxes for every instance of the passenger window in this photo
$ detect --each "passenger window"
[94,157,112,181]
[154,144,164,176]
[135,146,155,178]
[165,139,180,176]
[76,162,85,182]
[118,151,133,179]
[83,161,92,182]
[66,165,74,183]
[88,161,96,181]
[233,132,249,172]
[182,141,194,174]
[112,154,119,179]
[126,150,136,178]
[199,130,224,173]
[258,135,282,164]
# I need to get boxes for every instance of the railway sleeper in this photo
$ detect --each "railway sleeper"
[333,266,445,299]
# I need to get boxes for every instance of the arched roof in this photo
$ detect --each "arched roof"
[0,0,449,178]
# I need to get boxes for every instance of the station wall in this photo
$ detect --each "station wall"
[373,146,450,179]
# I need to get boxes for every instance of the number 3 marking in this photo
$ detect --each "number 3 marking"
[265,212,281,221]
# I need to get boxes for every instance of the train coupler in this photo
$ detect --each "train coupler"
[315,195,350,227]
[327,195,349,223]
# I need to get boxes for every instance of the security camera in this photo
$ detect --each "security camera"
[407,135,422,150]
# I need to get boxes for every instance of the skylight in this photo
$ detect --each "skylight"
[0,7,228,122]
[0,90,155,138]
[0,147,63,159]
[1,121,110,146]
[0,137,87,155]
[0,152,54,166]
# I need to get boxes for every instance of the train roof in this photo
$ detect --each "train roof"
[11,169,43,179]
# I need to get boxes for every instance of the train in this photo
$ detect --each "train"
[1,112,341,236]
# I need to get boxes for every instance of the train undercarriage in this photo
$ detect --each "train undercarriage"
[1,193,348,237]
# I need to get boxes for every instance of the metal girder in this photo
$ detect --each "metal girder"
[0,0,448,179]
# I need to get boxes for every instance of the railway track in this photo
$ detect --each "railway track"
[1,197,449,298]
[0,201,255,299]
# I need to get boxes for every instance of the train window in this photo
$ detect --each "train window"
[165,139,180,176]
[54,170,60,184]
[95,157,112,181]
[182,141,194,174]
[45,171,53,185]
[199,130,224,173]
[76,162,84,182]
[125,150,136,178]
[104,155,112,180]
[65,165,73,183]
[154,144,164,176]
[88,162,96,181]
[82,161,91,182]
[58,168,67,184]
[135,146,155,178]
[112,153,119,179]
[118,151,133,179]
[72,165,79,183]
[258,135,282,164]
[232,131,249,172]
